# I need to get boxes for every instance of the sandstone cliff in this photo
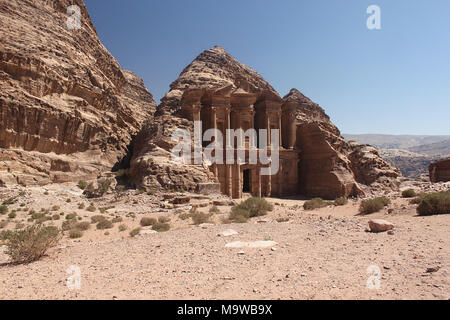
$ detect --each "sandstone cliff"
[131,47,400,197]
[284,89,400,198]
[429,158,450,183]
[0,0,156,186]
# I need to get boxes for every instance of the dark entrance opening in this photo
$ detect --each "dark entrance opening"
[243,169,251,193]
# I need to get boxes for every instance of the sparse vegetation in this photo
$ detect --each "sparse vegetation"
[191,212,211,225]
[276,217,290,223]
[78,203,85,210]
[51,205,60,211]
[129,227,141,237]
[0,220,8,229]
[140,217,156,227]
[2,197,16,205]
[62,219,77,231]
[0,205,9,215]
[118,224,127,232]
[112,217,123,223]
[304,198,328,211]
[230,197,273,221]
[3,225,61,264]
[402,189,417,198]
[417,191,450,216]
[75,221,90,231]
[77,180,87,190]
[87,204,96,212]
[52,214,60,220]
[65,213,77,220]
[359,197,391,215]
[8,212,17,219]
[209,205,221,215]
[152,222,170,232]
[69,230,83,239]
[158,216,171,224]
[334,197,348,206]
[84,179,112,198]
[96,219,113,230]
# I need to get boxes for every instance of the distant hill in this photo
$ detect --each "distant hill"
[343,134,450,178]
[408,139,450,156]
[343,134,450,150]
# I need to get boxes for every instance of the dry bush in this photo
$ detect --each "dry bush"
[417,191,450,216]
[69,230,83,239]
[334,197,348,206]
[231,197,273,218]
[191,212,211,225]
[129,227,141,237]
[402,189,417,198]
[91,215,106,224]
[152,222,170,232]
[158,216,171,224]
[4,225,61,264]
[0,205,8,215]
[96,219,113,230]
[75,221,90,231]
[303,198,328,210]
[140,217,156,227]
[359,197,391,215]
[118,224,127,232]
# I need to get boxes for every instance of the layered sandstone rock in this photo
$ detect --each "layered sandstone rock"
[429,158,450,183]
[131,47,400,198]
[0,0,156,186]
[283,89,400,198]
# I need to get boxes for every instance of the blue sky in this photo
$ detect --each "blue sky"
[84,0,450,135]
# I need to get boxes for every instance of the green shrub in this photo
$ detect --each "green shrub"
[158,216,171,224]
[4,225,61,264]
[228,208,250,223]
[75,221,90,231]
[62,219,77,231]
[8,212,16,219]
[52,214,60,220]
[51,205,60,212]
[140,217,156,227]
[359,197,391,215]
[304,198,328,211]
[402,189,417,198]
[191,212,211,225]
[152,222,170,232]
[78,203,85,210]
[69,230,83,239]
[417,191,450,216]
[0,205,9,215]
[77,180,87,190]
[2,197,17,205]
[31,212,45,220]
[0,230,14,241]
[112,217,123,224]
[86,204,96,212]
[209,205,221,214]
[334,197,348,206]
[231,197,273,218]
[96,219,113,230]
[84,179,112,198]
[129,227,141,237]
[65,213,77,220]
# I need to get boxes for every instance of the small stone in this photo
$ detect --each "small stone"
[368,219,394,233]
[426,266,440,273]
[387,230,395,235]
[218,229,238,237]
[237,250,245,255]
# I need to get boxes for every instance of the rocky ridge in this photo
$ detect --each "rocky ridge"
[0,0,156,186]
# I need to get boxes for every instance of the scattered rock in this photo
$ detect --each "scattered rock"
[218,229,238,237]
[426,266,440,273]
[225,241,278,248]
[368,219,395,233]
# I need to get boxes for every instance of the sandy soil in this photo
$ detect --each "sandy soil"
[0,183,449,300]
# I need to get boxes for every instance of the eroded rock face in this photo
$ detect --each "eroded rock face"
[284,89,400,199]
[429,158,450,183]
[131,48,400,198]
[0,0,156,186]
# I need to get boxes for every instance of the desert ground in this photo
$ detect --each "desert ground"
[0,180,449,300]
